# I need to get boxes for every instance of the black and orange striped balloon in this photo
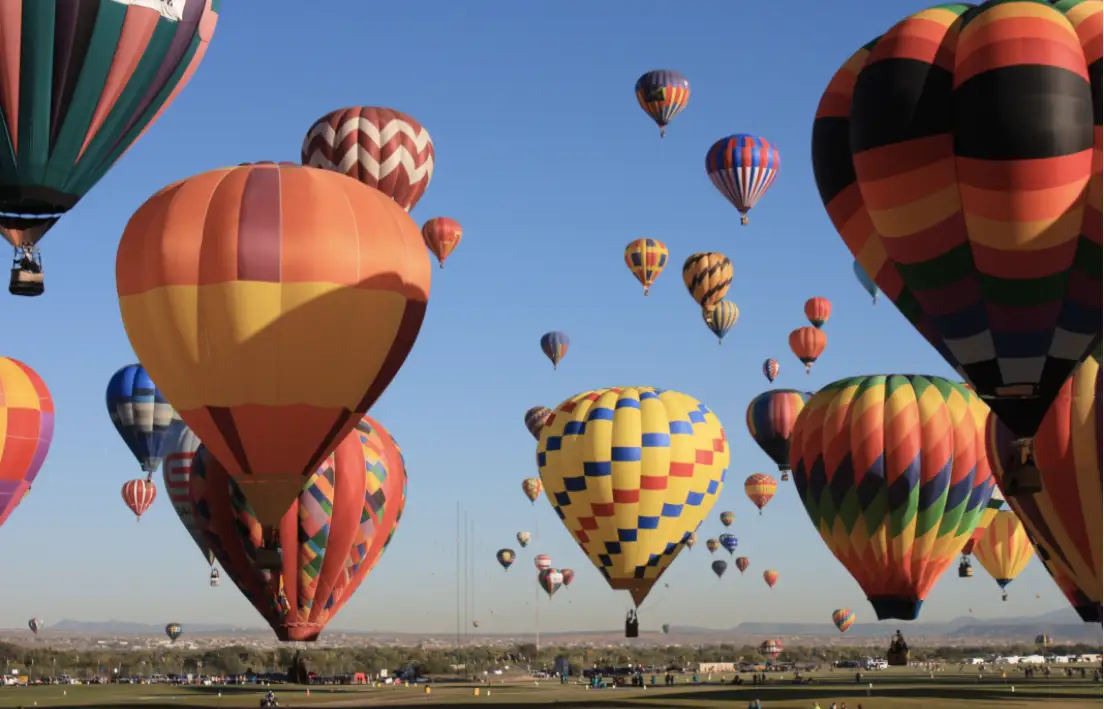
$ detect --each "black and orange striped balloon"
[811,0,1103,439]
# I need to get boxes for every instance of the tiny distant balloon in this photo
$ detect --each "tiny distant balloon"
[852,260,879,304]
[705,301,739,344]
[763,359,779,383]
[28,617,42,635]
[517,531,532,548]
[524,407,552,440]
[789,326,827,374]
[539,568,564,598]
[719,533,738,555]
[685,532,698,549]
[561,568,576,587]
[624,238,669,295]
[496,549,516,571]
[804,297,832,329]
[711,559,728,579]
[121,479,156,521]
[719,511,735,528]
[833,608,856,633]
[634,70,691,137]
[522,477,543,503]
[763,569,779,589]
[705,134,780,226]
[706,538,720,554]
[735,556,750,574]
[540,332,569,370]
[421,217,463,269]
[535,554,552,571]
[165,623,182,642]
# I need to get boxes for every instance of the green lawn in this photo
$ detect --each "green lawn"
[0,669,1098,708]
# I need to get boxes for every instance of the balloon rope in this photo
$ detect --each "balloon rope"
[534,508,541,664]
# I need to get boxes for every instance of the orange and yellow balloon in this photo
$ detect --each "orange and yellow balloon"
[763,569,779,589]
[789,327,826,374]
[682,253,733,310]
[744,473,777,515]
[115,163,432,527]
[972,510,1035,601]
[624,239,669,295]
[804,297,831,329]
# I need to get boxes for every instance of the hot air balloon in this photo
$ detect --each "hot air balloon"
[163,423,219,585]
[705,134,780,226]
[421,217,462,268]
[536,387,729,616]
[496,549,516,571]
[522,477,543,503]
[0,1,219,296]
[852,261,879,304]
[760,639,782,660]
[524,407,552,440]
[540,332,569,370]
[28,618,42,635]
[832,608,856,633]
[122,479,156,521]
[190,415,407,642]
[763,359,780,384]
[746,389,811,481]
[810,1,1103,480]
[986,349,1102,622]
[0,358,53,530]
[634,70,691,137]
[711,560,728,579]
[791,375,996,620]
[302,107,434,212]
[1035,634,1052,650]
[535,554,552,571]
[744,473,778,514]
[662,623,671,634]
[517,531,532,548]
[682,253,733,310]
[106,364,177,476]
[763,569,779,589]
[561,569,576,587]
[735,556,750,574]
[624,238,669,295]
[719,533,738,555]
[804,297,831,329]
[116,162,431,536]
[959,485,1004,579]
[704,301,739,344]
[539,568,564,598]
[165,623,182,643]
[706,538,720,554]
[972,510,1036,602]
[685,532,698,550]
[789,327,827,375]
[719,511,735,528]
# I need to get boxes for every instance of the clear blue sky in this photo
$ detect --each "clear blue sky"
[2,0,1069,635]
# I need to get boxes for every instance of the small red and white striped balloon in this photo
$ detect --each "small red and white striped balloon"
[301,106,434,212]
[121,479,157,520]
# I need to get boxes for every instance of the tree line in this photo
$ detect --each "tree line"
[0,641,1098,679]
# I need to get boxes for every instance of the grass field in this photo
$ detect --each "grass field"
[0,669,1098,708]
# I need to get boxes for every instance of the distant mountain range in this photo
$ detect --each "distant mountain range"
[27,607,1100,643]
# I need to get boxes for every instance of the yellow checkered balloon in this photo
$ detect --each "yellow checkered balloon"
[536,387,729,606]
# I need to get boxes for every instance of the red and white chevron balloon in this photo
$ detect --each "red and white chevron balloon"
[301,106,435,212]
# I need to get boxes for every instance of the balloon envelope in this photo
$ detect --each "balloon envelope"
[791,375,995,620]
[163,424,216,566]
[0,1,219,250]
[537,387,729,606]
[116,162,431,527]
[746,390,810,472]
[0,358,53,530]
[106,364,177,474]
[810,1,1103,438]
[985,349,1102,621]
[190,415,407,641]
